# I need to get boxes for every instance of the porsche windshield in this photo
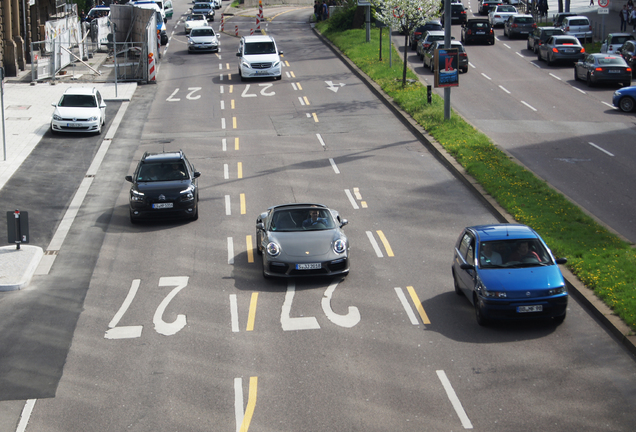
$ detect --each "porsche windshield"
[270,208,335,231]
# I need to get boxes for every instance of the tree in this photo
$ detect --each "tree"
[371,0,442,87]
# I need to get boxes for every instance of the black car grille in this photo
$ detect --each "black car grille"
[60,117,91,121]
[251,62,272,69]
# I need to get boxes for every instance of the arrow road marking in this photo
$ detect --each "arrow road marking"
[325,80,346,92]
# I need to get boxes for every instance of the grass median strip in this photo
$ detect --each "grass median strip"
[317,12,636,332]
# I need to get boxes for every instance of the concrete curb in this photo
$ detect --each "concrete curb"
[312,27,636,356]
[0,246,44,292]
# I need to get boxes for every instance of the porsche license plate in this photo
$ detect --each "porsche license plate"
[296,263,321,270]
[517,305,543,313]
[153,203,173,209]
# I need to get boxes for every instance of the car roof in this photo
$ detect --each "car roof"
[268,203,327,211]
[63,87,97,95]
[468,224,539,242]
[141,151,186,163]
[242,35,275,43]
[563,15,589,21]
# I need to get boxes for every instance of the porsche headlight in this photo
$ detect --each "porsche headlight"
[333,238,346,254]
[266,242,281,257]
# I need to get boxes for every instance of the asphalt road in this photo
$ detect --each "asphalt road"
[401,0,636,243]
[1,2,636,432]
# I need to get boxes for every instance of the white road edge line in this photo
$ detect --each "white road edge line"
[498,85,510,94]
[16,399,36,432]
[549,73,562,81]
[521,101,537,111]
[394,287,419,325]
[436,370,474,429]
[588,142,615,157]
[601,101,615,109]
[481,73,492,80]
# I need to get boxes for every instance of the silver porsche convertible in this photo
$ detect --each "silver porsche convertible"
[255,203,350,278]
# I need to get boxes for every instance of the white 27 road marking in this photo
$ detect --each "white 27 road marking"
[105,277,189,339]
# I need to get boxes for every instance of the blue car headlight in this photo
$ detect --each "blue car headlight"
[333,238,346,254]
[478,279,507,298]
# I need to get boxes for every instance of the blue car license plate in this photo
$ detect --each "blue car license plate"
[517,305,543,313]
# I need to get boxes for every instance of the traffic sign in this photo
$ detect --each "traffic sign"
[598,7,609,14]
[598,0,609,8]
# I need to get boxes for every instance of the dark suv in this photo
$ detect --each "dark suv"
[409,20,443,50]
[461,18,495,45]
[617,40,636,76]
[527,27,564,54]
[442,4,467,26]
[125,151,201,223]
[478,0,503,15]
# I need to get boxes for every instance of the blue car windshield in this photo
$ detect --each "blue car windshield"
[270,209,335,232]
[478,239,552,268]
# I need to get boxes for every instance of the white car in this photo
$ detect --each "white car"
[489,5,517,27]
[50,87,106,134]
[600,33,635,54]
[184,14,208,34]
[188,26,219,53]
[236,35,283,81]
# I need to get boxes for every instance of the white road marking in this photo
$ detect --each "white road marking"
[234,377,244,432]
[344,189,359,209]
[329,158,340,174]
[481,73,492,80]
[437,370,474,429]
[588,142,614,156]
[498,85,510,94]
[549,73,562,81]
[321,280,360,328]
[281,281,320,331]
[16,399,36,432]
[316,133,326,148]
[230,294,240,332]
[395,287,419,325]
[225,195,231,215]
[228,237,234,264]
[521,101,537,111]
[366,231,384,257]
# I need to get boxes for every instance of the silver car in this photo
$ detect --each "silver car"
[256,204,350,278]
[503,14,535,39]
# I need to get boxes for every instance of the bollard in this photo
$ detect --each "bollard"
[235,25,239,37]
[14,210,21,250]
[250,28,254,35]
[427,85,432,104]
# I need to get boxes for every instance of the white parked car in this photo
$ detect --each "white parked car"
[489,5,517,27]
[561,16,593,42]
[184,14,208,34]
[236,35,283,81]
[600,33,635,54]
[50,87,106,134]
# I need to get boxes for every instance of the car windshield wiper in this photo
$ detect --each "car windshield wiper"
[508,262,546,268]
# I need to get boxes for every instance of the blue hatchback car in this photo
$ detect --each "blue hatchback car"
[612,85,636,112]
[452,224,568,326]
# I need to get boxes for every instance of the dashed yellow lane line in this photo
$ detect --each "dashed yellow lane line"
[246,235,254,263]
[237,162,243,179]
[246,292,258,331]
[312,112,319,122]
[240,193,246,214]
[376,230,394,257]
[235,137,240,150]
[239,376,258,432]
[407,286,431,325]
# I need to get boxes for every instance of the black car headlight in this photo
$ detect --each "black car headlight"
[266,242,281,257]
[180,185,195,201]
[333,238,346,254]
[130,189,144,202]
